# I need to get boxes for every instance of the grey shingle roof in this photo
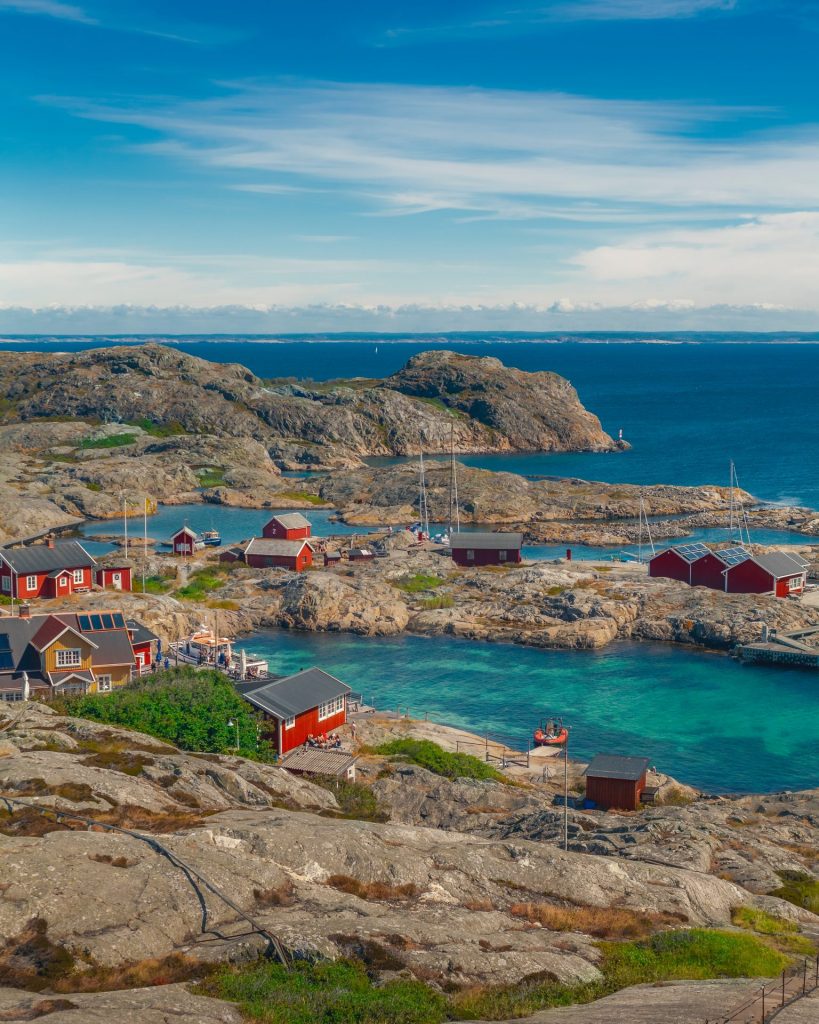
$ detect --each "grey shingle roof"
[241,667,350,720]
[125,619,159,645]
[585,754,650,781]
[244,537,313,558]
[752,551,808,578]
[450,531,523,550]
[268,513,311,530]
[0,541,96,575]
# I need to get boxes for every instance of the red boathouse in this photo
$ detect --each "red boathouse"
[648,542,713,585]
[170,526,200,556]
[243,537,313,572]
[450,531,523,567]
[722,551,808,597]
[262,513,312,541]
[239,667,350,755]
[690,546,750,589]
[95,565,133,592]
[585,753,650,811]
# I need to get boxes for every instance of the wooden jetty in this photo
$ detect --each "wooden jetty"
[739,625,819,668]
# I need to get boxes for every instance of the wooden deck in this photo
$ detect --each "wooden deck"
[739,626,819,668]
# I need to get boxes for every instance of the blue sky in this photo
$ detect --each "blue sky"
[2,0,819,332]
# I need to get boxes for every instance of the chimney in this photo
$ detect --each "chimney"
[19,604,31,619]
[46,536,55,549]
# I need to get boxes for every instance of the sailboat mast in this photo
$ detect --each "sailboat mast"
[728,460,736,542]
[123,495,128,559]
[448,424,454,536]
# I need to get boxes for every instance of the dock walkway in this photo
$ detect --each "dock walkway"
[739,626,819,668]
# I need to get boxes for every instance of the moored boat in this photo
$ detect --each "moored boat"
[202,528,222,546]
[533,718,568,747]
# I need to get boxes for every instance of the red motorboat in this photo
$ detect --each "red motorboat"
[533,718,568,747]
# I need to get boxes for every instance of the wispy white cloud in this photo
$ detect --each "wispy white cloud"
[48,79,816,223]
[547,0,738,22]
[0,0,94,24]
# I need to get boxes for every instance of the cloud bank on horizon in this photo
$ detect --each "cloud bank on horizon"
[1,0,817,331]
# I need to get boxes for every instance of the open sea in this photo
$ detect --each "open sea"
[7,334,819,791]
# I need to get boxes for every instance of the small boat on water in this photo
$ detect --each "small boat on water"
[201,528,222,546]
[533,718,568,747]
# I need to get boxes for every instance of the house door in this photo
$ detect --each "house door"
[112,573,122,590]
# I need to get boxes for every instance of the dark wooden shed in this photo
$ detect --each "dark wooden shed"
[584,753,650,811]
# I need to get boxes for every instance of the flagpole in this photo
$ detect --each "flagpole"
[143,497,148,593]
[123,494,128,560]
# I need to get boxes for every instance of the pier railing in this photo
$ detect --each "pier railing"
[708,956,819,1023]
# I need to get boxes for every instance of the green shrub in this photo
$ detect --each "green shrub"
[311,776,388,822]
[395,573,445,593]
[771,871,819,915]
[67,669,261,756]
[136,574,174,595]
[176,566,230,600]
[374,738,506,783]
[79,433,137,450]
[84,481,103,492]
[200,959,447,1024]
[127,417,186,437]
[196,467,227,488]
[277,490,327,505]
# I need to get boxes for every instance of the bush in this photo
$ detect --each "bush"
[277,490,327,505]
[67,669,261,756]
[135,574,174,595]
[771,871,819,915]
[79,433,136,450]
[311,776,387,822]
[419,595,454,610]
[176,566,230,600]
[394,573,445,594]
[126,417,186,437]
[200,959,447,1024]
[373,738,506,783]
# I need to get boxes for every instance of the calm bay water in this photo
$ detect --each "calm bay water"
[237,630,819,794]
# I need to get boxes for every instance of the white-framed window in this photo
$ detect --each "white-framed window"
[56,648,82,668]
[284,715,295,730]
[1,576,9,593]
[789,575,803,590]
[25,575,37,591]
[96,675,112,692]
[1,692,22,702]
[317,695,345,721]
[73,569,84,585]
[466,549,475,561]
[498,550,507,561]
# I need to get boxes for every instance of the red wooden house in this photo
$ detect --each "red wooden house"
[262,513,312,541]
[170,526,201,556]
[585,754,650,811]
[450,531,523,567]
[126,619,160,675]
[239,667,350,756]
[95,565,133,592]
[0,540,97,601]
[722,551,808,597]
[690,546,750,589]
[243,537,313,572]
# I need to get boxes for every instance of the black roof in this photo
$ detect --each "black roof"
[0,541,96,575]
[450,531,523,550]
[241,667,350,720]
[585,754,650,781]
[125,619,160,645]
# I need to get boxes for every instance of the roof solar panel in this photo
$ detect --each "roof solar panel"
[718,546,750,567]
[113,612,125,628]
[673,542,710,562]
[78,615,91,631]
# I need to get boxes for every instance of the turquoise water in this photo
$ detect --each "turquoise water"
[236,630,819,794]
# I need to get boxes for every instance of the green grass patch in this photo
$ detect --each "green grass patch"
[277,490,327,505]
[84,481,103,492]
[200,959,446,1024]
[176,565,231,600]
[127,417,186,437]
[196,467,227,488]
[199,927,790,1024]
[770,871,819,915]
[64,669,264,757]
[79,433,137,450]
[136,574,174,595]
[373,738,506,783]
[732,906,816,955]
[394,573,445,593]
